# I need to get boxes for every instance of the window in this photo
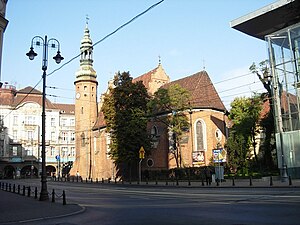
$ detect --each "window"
[51,118,55,127]
[70,132,75,142]
[81,107,83,114]
[25,116,35,125]
[71,147,75,156]
[13,130,17,142]
[13,116,18,125]
[50,147,55,156]
[61,132,68,142]
[70,119,75,126]
[195,119,206,151]
[51,132,56,141]
[61,147,68,157]
[151,126,158,137]
[60,118,67,126]
[12,146,18,156]
[27,131,33,141]
[81,133,85,147]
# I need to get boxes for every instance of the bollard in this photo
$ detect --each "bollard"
[155,177,158,185]
[9,184,11,192]
[27,186,31,197]
[216,179,220,186]
[201,178,205,186]
[96,178,98,183]
[176,178,179,186]
[249,176,253,186]
[270,176,273,186]
[232,177,235,186]
[35,187,38,199]
[102,178,104,184]
[122,179,124,185]
[115,178,117,184]
[81,177,83,182]
[188,179,191,186]
[91,178,93,183]
[166,180,168,186]
[5,183,8,191]
[86,178,88,183]
[146,179,148,185]
[0,182,1,189]
[63,190,66,205]
[52,189,55,203]
[289,176,292,186]
[22,186,26,196]
[13,184,15,193]
[18,185,20,194]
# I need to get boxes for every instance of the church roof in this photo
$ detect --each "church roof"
[133,67,158,90]
[94,69,226,130]
[162,71,226,112]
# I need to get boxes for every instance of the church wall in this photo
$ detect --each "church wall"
[147,109,227,170]
[92,129,115,180]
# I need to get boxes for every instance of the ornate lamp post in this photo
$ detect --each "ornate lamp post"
[26,36,64,201]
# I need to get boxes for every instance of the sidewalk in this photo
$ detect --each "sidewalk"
[0,190,84,224]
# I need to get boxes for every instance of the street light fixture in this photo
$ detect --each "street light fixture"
[26,35,64,201]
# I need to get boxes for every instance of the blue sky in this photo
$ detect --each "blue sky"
[2,0,275,108]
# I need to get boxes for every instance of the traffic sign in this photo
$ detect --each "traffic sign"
[139,146,145,159]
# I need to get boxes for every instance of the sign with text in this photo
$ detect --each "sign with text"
[213,148,227,163]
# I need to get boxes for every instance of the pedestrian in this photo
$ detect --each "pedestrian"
[76,171,80,182]
[205,167,211,186]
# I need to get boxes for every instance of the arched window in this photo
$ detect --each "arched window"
[81,133,85,147]
[194,119,207,151]
[151,126,158,137]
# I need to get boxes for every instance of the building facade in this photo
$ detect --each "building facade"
[0,85,75,178]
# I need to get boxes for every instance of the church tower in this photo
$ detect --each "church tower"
[72,24,98,179]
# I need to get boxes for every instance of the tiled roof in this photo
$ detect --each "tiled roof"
[133,67,157,90]
[162,71,226,112]
[11,86,56,109]
[53,103,75,115]
[93,111,106,130]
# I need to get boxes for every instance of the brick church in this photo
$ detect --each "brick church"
[70,25,227,180]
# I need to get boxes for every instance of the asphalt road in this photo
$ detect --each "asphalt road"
[5,179,300,225]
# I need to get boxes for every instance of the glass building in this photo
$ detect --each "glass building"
[231,0,300,178]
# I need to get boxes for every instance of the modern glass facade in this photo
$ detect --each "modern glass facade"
[266,22,300,177]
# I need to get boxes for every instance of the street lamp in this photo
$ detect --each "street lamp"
[26,35,64,201]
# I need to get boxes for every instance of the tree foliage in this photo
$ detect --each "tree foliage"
[226,96,262,175]
[148,84,191,168]
[250,60,276,170]
[102,71,151,168]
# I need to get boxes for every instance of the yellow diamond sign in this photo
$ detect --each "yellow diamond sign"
[139,146,145,159]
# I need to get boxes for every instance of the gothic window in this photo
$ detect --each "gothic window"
[195,119,206,151]
[81,133,85,147]
[151,126,158,137]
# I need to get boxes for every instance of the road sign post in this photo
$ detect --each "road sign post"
[139,147,145,183]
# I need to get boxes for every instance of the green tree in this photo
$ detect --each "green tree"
[227,96,262,175]
[250,60,276,170]
[102,71,150,178]
[148,84,191,168]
